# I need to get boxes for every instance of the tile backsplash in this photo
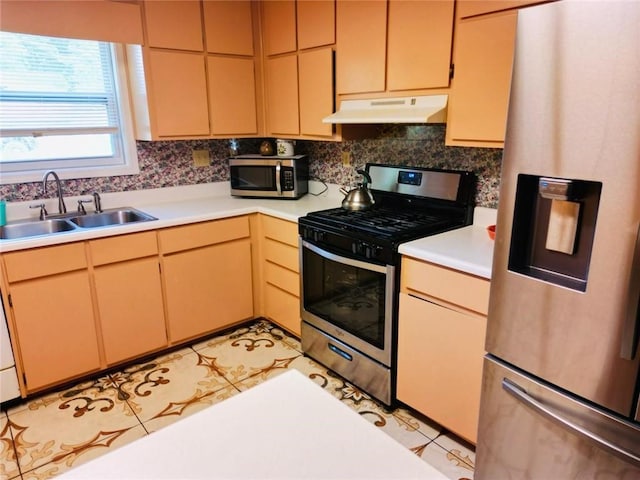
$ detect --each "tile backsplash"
[0,125,502,208]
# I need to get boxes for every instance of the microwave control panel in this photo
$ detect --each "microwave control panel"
[282,168,294,190]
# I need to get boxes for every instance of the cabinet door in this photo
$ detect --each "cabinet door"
[265,55,300,136]
[203,0,254,55]
[208,56,258,135]
[147,50,210,137]
[262,0,297,55]
[163,240,253,344]
[397,293,486,443]
[387,0,454,91]
[447,12,517,145]
[297,0,335,49]
[144,0,203,51]
[336,0,386,94]
[94,258,167,365]
[298,48,334,137]
[10,272,100,392]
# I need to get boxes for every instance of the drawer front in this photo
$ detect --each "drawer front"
[262,215,298,247]
[265,261,300,297]
[401,257,490,315]
[159,216,250,254]
[89,231,158,266]
[3,243,87,282]
[264,283,301,336]
[264,238,299,272]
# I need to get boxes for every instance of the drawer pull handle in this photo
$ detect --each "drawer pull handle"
[328,343,353,361]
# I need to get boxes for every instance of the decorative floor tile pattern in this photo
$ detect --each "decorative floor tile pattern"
[0,319,475,479]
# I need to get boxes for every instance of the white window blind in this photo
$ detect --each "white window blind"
[0,31,137,182]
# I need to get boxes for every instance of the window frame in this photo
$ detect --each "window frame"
[0,40,139,185]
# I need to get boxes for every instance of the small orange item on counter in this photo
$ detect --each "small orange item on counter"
[487,224,496,240]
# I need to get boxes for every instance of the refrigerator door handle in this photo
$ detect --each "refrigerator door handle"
[621,222,640,360]
[502,377,640,466]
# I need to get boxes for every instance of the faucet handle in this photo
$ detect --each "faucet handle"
[29,203,48,220]
[77,198,93,215]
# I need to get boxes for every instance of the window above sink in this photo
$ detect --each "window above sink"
[0,32,138,185]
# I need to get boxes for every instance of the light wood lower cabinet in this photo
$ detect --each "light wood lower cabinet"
[397,257,489,444]
[257,215,301,336]
[159,217,254,344]
[89,232,167,366]
[1,243,101,393]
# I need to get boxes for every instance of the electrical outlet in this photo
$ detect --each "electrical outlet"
[341,151,351,167]
[192,149,210,167]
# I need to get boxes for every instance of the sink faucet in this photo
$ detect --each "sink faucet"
[92,192,103,213]
[42,170,67,214]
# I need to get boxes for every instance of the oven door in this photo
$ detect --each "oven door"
[300,239,395,366]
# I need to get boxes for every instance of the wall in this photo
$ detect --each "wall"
[0,125,502,208]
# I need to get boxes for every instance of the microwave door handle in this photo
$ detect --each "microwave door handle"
[621,222,640,360]
[275,161,282,196]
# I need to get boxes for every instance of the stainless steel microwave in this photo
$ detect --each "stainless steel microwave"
[229,155,308,199]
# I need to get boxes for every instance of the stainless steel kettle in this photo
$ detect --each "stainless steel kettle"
[340,170,375,211]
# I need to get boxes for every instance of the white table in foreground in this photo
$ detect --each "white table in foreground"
[59,370,448,479]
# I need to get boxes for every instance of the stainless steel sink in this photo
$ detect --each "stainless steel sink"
[0,219,76,240]
[69,208,157,228]
[0,207,157,240]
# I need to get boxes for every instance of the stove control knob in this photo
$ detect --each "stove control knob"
[304,227,313,241]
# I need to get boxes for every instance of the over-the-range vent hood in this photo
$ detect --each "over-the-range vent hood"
[322,95,447,124]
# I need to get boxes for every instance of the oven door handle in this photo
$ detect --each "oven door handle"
[302,240,389,274]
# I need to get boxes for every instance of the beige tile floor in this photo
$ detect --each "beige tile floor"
[1,320,475,480]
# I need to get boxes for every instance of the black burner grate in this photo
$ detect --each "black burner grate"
[307,207,453,238]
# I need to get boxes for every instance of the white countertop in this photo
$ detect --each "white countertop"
[1,182,496,278]
[58,370,448,480]
[398,207,497,279]
[0,182,340,252]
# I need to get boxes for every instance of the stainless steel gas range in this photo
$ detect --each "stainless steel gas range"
[299,163,476,406]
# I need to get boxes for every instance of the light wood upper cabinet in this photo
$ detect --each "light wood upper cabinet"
[262,1,337,139]
[262,0,297,56]
[203,0,254,55]
[387,1,454,91]
[144,0,203,51]
[265,55,300,136]
[0,0,144,44]
[298,48,334,137]
[446,11,517,147]
[297,0,335,49]
[128,0,261,139]
[457,0,550,18]
[146,50,210,137]
[336,0,454,95]
[336,0,387,95]
[208,56,258,135]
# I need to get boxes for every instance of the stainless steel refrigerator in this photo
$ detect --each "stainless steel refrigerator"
[475,1,640,478]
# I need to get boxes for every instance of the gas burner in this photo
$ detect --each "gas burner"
[306,206,459,239]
